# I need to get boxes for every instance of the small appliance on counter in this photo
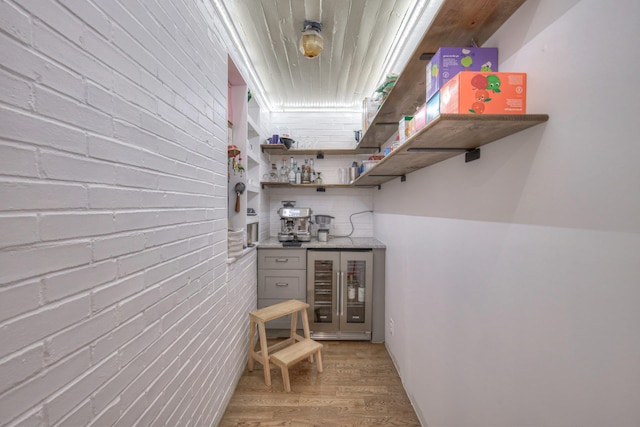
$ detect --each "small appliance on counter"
[277,201,312,242]
[314,214,334,242]
[246,222,258,245]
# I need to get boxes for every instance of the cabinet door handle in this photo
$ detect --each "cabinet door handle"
[275,258,288,262]
[340,271,345,316]
[336,271,341,318]
[275,282,288,287]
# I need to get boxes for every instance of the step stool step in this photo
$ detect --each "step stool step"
[270,339,322,368]
[270,339,323,392]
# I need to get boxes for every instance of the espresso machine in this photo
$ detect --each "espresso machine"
[277,203,312,242]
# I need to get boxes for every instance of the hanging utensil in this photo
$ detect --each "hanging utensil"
[234,182,246,213]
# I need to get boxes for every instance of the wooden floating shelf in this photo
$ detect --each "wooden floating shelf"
[353,114,549,187]
[260,182,376,189]
[260,144,377,156]
[262,115,549,189]
[357,0,528,150]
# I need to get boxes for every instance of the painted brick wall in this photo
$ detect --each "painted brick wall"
[268,186,374,238]
[0,1,254,426]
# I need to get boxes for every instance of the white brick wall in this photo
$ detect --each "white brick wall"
[0,1,254,426]
[268,111,362,148]
[268,186,375,238]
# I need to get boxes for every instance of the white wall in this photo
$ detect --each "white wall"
[375,1,640,426]
[0,1,255,426]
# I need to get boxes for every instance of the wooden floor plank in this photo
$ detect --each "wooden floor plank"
[219,341,421,426]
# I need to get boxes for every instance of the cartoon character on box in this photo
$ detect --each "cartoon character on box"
[459,50,495,72]
[469,74,502,114]
[430,63,439,79]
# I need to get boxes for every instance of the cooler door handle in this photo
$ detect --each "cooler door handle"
[336,271,341,318]
[340,271,345,316]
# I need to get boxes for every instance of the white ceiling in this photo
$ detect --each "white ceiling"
[217,0,444,112]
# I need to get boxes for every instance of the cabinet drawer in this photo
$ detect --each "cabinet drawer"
[258,249,306,270]
[258,269,306,299]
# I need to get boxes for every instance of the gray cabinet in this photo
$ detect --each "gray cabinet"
[257,248,306,331]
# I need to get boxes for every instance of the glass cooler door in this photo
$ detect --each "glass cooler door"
[340,251,373,332]
[307,251,340,331]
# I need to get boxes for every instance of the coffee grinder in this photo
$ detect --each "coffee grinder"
[314,214,334,242]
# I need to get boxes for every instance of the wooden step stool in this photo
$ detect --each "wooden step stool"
[247,299,323,392]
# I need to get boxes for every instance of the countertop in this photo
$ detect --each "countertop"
[257,237,386,249]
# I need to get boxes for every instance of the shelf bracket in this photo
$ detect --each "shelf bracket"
[400,175,406,182]
[316,187,326,192]
[465,148,481,163]
[406,147,481,163]
[407,148,468,153]
[316,151,324,159]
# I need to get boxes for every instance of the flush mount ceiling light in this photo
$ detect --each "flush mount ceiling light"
[299,20,323,58]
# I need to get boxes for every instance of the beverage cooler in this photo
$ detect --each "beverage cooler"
[307,250,373,340]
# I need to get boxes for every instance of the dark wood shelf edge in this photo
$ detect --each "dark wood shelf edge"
[260,182,377,189]
[260,144,377,156]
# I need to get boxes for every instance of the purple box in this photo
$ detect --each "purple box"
[426,47,498,102]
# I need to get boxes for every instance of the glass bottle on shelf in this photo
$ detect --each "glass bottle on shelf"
[302,163,310,184]
[309,158,316,183]
[358,282,365,303]
[269,163,278,181]
[288,157,296,183]
[347,274,356,302]
[279,157,289,182]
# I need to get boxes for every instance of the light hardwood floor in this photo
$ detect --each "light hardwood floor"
[219,340,421,426]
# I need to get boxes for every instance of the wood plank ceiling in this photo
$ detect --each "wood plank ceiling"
[219,0,442,111]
